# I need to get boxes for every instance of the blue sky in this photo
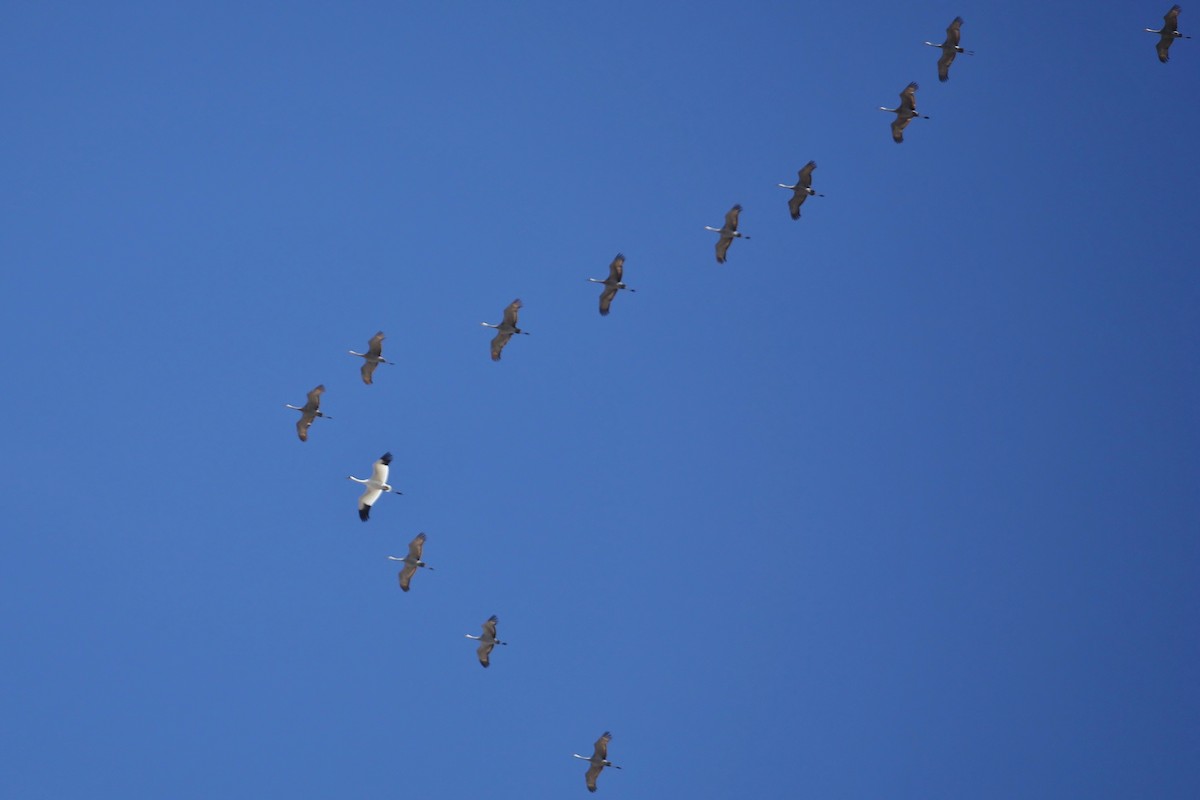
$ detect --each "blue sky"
[2,2,1198,797]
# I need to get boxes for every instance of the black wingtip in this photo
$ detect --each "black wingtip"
[380,452,393,465]
[359,507,370,521]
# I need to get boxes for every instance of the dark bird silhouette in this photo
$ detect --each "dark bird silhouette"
[465,615,506,667]
[285,385,330,442]
[387,532,433,591]
[879,82,929,143]
[481,300,529,361]
[572,732,622,792]
[705,204,749,263]
[1147,5,1190,62]
[587,253,636,315]
[777,161,824,220]
[348,331,392,385]
[924,17,973,81]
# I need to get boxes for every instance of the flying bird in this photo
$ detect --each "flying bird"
[587,253,636,316]
[880,82,929,143]
[481,299,529,361]
[348,331,392,385]
[1147,5,1190,62]
[704,204,749,264]
[777,162,824,220]
[924,17,973,81]
[465,614,506,667]
[347,452,400,521]
[285,384,331,442]
[573,732,622,793]
[387,532,433,592]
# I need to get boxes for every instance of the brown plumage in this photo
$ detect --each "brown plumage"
[927,17,971,82]
[483,299,529,361]
[287,385,329,442]
[1150,5,1189,63]
[779,161,822,220]
[387,532,432,592]
[589,253,636,316]
[707,204,749,264]
[350,331,388,385]
[574,731,621,792]
[466,615,506,667]
[882,82,927,144]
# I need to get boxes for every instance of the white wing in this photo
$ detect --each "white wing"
[359,486,383,509]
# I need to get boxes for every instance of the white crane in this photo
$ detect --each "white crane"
[347,452,400,521]
[481,299,529,361]
[465,615,506,667]
[573,731,622,793]
[777,161,823,220]
[285,385,331,442]
[587,253,636,316]
[880,82,929,144]
[1147,5,1190,62]
[348,331,392,385]
[387,532,432,592]
[924,17,973,82]
[704,204,748,264]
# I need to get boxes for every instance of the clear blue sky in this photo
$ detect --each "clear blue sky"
[3,2,1198,797]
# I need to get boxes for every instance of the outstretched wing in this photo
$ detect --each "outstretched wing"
[607,253,624,283]
[502,299,522,327]
[371,457,390,485]
[598,284,618,316]
[408,532,426,560]
[945,16,963,47]
[1157,33,1174,62]
[1165,5,1181,32]
[715,233,733,263]
[891,114,911,143]
[938,49,956,81]
[476,640,495,667]
[361,360,378,385]
[787,190,805,220]
[798,161,816,188]
[723,204,742,232]
[899,82,918,113]
[358,486,383,521]
[592,732,612,761]
[585,762,603,792]
[398,562,418,591]
[296,414,313,442]
[304,385,325,410]
[491,330,513,361]
[366,331,385,358]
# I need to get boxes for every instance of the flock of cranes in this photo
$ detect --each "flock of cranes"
[280,325,622,789]
[275,10,1186,792]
